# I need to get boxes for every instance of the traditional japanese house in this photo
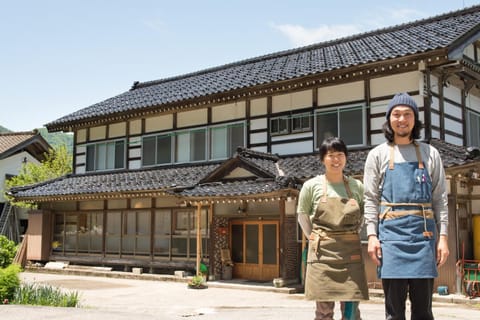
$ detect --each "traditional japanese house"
[10,6,480,292]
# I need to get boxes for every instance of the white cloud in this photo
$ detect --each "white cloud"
[271,23,362,47]
[143,19,168,34]
[271,8,426,47]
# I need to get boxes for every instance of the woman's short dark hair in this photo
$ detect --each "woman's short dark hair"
[382,119,422,143]
[319,136,348,161]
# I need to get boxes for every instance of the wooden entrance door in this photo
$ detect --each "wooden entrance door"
[230,220,279,281]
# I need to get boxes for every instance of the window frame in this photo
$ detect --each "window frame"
[175,127,207,163]
[467,109,480,147]
[85,139,126,172]
[314,104,366,149]
[270,112,312,136]
[209,121,246,160]
[142,133,173,167]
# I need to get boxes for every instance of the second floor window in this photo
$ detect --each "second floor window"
[142,134,172,166]
[142,122,246,166]
[467,110,480,147]
[176,128,207,162]
[270,112,311,135]
[86,139,125,172]
[315,105,365,148]
[210,123,245,160]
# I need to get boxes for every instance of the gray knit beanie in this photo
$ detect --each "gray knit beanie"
[386,93,418,120]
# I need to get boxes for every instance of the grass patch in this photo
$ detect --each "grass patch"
[12,283,80,307]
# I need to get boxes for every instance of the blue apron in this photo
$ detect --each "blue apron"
[378,143,437,278]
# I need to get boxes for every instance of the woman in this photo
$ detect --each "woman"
[297,137,369,320]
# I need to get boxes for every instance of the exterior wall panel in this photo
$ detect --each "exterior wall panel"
[177,109,207,128]
[212,101,246,122]
[370,71,420,98]
[89,125,107,141]
[272,90,312,113]
[109,122,127,138]
[145,114,173,133]
[317,81,364,106]
[250,97,268,116]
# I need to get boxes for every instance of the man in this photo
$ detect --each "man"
[363,93,449,320]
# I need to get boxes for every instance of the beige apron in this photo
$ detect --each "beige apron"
[305,175,369,301]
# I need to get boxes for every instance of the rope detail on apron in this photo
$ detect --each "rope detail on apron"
[379,202,434,238]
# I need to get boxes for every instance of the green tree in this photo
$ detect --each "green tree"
[4,145,72,208]
[0,235,17,268]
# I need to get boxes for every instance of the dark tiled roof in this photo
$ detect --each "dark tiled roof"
[11,164,219,199]
[180,179,284,198]
[10,139,478,200]
[430,138,476,167]
[46,6,480,130]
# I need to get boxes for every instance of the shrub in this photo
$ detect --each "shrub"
[0,264,21,302]
[13,283,80,307]
[0,235,17,268]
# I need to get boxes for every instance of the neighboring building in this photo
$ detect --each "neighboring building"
[10,6,480,292]
[0,130,51,241]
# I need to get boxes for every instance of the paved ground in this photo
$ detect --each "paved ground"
[1,270,479,319]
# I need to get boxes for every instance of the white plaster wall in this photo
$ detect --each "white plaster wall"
[466,94,480,113]
[444,135,463,146]
[431,113,440,127]
[250,118,267,131]
[430,96,440,113]
[271,140,313,155]
[250,132,267,144]
[250,146,268,153]
[444,102,462,119]
[0,152,40,202]
[445,117,463,134]
[370,133,385,146]
[443,85,462,104]
[271,131,312,142]
[129,159,141,170]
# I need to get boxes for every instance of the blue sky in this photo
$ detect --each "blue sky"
[1,0,478,132]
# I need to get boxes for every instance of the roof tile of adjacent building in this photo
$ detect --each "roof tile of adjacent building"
[45,5,480,130]
[0,131,50,161]
[0,132,38,155]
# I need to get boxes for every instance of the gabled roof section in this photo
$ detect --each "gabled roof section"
[46,6,480,132]
[200,148,278,183]
[0,130,51,161]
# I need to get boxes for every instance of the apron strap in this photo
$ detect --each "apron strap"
[321,175,353,202]
[413,141,424,169]
[388,143,395,170]
[388,141,424,170]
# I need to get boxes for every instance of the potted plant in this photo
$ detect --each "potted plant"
[187,275,208,289]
